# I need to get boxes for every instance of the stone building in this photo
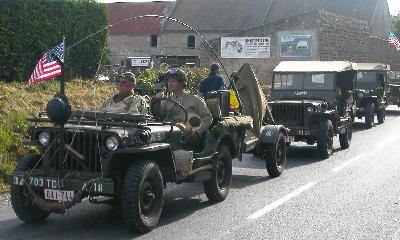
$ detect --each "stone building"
[106,0,395,86]
[200,10,399,86]
[106,2,174,65]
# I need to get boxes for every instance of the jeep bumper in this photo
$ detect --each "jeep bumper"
[10,173,115,195]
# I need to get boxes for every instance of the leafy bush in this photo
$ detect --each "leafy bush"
[0,0,107,82]
[136,67,209,96]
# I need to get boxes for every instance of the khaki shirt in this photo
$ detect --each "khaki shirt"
[160,92,212,134]
[102,91,148,114]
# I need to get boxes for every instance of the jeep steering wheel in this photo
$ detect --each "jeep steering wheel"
[150,98,188,124]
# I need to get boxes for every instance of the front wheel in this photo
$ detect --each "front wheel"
[365,103,375,128]
[339,126,352,149]
[264,133,286,178]
[317,120,334,159]
[121,160,164,234]
[377,109,385,124]
[203,144,232,203]
[10,155,50,223]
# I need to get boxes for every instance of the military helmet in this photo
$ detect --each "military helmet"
[117,71,136,85]
[164,68,188,86]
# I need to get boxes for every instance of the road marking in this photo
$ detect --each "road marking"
[247,182,317,220]
[331,153,367,173]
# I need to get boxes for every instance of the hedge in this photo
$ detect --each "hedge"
[0,0,107,82]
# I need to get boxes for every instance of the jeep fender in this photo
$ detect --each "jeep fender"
[259,125,288,144]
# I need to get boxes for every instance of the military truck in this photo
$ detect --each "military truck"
[353,63,389,128]
[268,61,355,159]
[10,64,287,233]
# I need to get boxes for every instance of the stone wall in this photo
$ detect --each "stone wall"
[160,31,236,57]
[107,35,162,65]
[319,12,372,62]
[319,11,400,70]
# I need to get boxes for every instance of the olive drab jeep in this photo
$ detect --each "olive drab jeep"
[268,61,355,159]
[10,63,287,234]
[388,70,400,108]
[353,63,389,128]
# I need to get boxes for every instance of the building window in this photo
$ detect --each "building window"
[187,35,195,49]
[150,35,158,47]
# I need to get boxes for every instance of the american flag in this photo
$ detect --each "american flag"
[388,32,400,51]
[27,42,65,85]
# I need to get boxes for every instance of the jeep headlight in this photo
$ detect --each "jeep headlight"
[306,106,314,113]
[38,131,50,146]
[358,92,364,98]
[105,136,119,151]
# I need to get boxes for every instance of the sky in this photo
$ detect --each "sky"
[97,0,400,16]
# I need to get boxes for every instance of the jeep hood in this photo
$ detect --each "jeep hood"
[234,63,268,136]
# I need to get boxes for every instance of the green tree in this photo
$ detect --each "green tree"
[0,0,107,82]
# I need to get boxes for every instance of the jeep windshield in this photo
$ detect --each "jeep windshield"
[356,71,376,83]
[273,73,335,91]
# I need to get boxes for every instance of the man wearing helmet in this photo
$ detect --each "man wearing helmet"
[102,72,149,114]
[199,63,226,97]
[155,68,212,136]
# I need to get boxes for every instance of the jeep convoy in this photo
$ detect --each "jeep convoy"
[9,59,397,234]
[269,61,394,158]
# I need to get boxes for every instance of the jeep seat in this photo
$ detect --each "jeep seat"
[205,90,230,120]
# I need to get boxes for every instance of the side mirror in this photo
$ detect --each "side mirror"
[189,116,201,128]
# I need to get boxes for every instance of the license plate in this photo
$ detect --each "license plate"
[288,136,295,142]
[44,189,74,202]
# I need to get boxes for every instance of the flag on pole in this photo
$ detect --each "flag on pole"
[388,32,400,51]
[27,42,65,85]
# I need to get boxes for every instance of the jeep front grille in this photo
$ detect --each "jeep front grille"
[45,131,103,172]
[270,104,305,125]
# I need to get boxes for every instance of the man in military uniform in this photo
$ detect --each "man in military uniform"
[102,72,148,114]
[155,68,212,138]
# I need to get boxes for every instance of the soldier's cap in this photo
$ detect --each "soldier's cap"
[210,63,220,73]
[117,72,136,85]
[164,68,188,87]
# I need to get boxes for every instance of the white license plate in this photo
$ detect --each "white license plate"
[288,136,295,142]
[44,189,74,202]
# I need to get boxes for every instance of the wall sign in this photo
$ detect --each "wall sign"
[221,37,271,59]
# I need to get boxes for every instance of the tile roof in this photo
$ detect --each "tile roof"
[107,2,174,35]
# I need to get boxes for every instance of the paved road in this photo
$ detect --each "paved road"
[1,107,400,240]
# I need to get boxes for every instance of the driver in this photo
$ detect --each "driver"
[155,68,212,136]
[101,72,148,114]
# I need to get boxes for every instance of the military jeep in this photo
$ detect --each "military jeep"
[388,70,400,108]
[268,61,355,159]
[353,63,389,128]
[10,64,287,233]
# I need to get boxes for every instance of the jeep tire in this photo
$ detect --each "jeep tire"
[203,144,232,203]
[365,102,375,128]
[121,160,164,234]
[317,120,334,159]
[264,132,286,178]
[339,126,352,149]
[10,155,50,223]
[377,109,385,124]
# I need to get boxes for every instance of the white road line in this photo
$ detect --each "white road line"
[331,153,367,173]
[247,182,317,220]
